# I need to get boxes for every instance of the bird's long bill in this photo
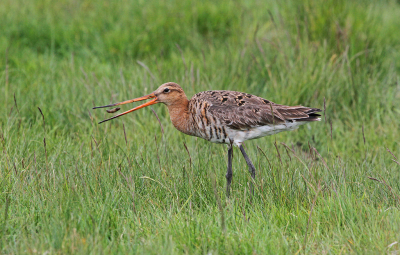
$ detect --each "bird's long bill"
[93,93,157,124]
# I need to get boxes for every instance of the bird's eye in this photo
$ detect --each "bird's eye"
[163,88,170,93]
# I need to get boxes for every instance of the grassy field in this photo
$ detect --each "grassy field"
[1,0,400,253]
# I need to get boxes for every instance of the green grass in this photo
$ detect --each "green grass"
[1,0,400,253]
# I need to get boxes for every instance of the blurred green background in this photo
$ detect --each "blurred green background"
[1,0,400,254]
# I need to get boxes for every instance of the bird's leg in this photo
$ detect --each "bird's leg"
[226,145,233,198]
[239,145,256,194]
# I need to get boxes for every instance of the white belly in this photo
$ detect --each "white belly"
[226,121,307,146]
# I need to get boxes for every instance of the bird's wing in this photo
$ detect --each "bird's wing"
[191,90,321,130]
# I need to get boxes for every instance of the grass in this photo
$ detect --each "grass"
[1,0,400,253]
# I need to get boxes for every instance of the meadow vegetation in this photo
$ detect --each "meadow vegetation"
[1,0,400,253]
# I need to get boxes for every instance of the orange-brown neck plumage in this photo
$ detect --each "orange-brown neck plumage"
[166,98,195,136]
[152,82,196,136]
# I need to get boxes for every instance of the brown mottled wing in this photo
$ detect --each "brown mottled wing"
[191,90,321,130]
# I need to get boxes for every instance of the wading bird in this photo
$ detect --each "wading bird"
[94,82,321,196]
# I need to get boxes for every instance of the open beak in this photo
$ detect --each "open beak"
[93,93,157,124]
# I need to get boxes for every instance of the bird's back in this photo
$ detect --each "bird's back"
[187,90,321,145]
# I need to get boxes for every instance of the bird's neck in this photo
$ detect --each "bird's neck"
[166,98,194,136]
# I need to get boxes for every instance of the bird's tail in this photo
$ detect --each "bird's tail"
[276,106,322,122]
[294,108,322,122]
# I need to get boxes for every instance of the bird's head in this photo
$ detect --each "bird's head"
[153,82,187,106]
[93,82,187,124]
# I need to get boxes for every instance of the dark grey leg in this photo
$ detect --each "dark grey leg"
[239,145,256,193]
[226,146,233,197]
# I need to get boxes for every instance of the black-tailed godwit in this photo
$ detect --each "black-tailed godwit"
[94,82,321,196]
